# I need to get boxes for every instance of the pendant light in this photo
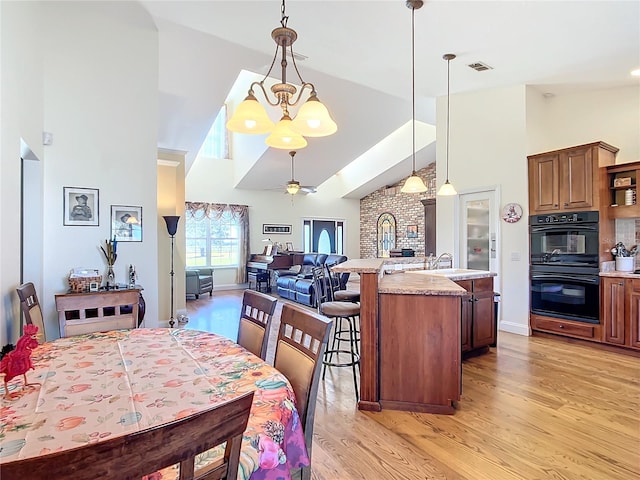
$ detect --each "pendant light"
[401,0,428,194]
[437,53,457,196]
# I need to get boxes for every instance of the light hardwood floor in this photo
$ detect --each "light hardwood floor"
[187,290,640,480]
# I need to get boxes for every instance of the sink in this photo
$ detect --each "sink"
[426,268,470,275]
[408,268,475,276]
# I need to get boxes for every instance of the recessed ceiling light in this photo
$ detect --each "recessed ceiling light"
[631,68,640,77]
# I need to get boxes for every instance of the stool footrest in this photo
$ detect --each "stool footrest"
[323,349,360,368]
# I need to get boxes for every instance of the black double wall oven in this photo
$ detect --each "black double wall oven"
[529,211,600,324]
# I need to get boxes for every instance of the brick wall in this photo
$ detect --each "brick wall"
[360,164,437,258]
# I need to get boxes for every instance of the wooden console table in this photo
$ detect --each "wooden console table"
[55,286,145,337]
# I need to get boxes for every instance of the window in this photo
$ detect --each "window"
[186,209,240,267]
[303,219,345,254]
[199,105,229,159]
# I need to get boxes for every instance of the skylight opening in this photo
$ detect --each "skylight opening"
[199,105,229,159]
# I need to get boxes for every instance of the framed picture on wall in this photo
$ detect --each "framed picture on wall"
[406,225,418,238]
[63,187,99,226]
[263,224,292,234]
[111,205,143,242]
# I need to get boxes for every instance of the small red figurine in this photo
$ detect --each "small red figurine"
[0,324,40,398]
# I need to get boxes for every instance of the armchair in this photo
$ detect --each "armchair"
[186,267,214,299]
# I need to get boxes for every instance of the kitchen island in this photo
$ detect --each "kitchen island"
[332,258,496,414]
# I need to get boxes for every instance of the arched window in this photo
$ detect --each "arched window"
[377,213,396,258]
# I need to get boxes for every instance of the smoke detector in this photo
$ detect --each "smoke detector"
[468,61,493,72]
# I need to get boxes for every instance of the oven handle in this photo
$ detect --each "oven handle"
[531,224,598,233]
[531,273,599,284]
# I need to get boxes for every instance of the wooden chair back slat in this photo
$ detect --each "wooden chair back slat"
[237,290,277,359]
[1,392,253,480]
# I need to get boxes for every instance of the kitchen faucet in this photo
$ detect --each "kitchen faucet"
[427,253,454,270]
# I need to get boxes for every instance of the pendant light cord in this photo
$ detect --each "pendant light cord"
[411,5,416,174]
[445,56,451,182]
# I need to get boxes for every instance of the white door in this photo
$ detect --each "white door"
[457,189,499,277]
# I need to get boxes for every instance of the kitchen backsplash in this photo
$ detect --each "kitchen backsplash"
[614,218,640,269]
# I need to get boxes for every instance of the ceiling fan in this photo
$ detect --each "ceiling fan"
[284,151,317,195]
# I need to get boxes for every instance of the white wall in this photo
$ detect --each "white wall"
[1,1,45,345]
[186,156,360,288]
[1,1,160,342]
[436,85,530,336]
[527,85,640,162]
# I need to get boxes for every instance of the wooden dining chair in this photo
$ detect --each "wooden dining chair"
[1,391,254,480]
[55,290,139,337]
[237,290,278,360]
[274,303,332,480]
[16,282,46,344]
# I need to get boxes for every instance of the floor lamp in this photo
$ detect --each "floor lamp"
[163,215,180,328]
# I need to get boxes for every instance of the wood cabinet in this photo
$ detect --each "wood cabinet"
[456,277,496,354]
[605,160,640,219]
[602,276,640,350]
[528,142,618,215]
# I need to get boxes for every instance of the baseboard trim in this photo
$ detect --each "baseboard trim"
[214,283,248,291]
[499,320,531,336]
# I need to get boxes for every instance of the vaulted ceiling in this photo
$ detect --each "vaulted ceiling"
[142,1,640,199]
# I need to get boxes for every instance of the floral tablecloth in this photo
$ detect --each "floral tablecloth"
[0,328,309,479]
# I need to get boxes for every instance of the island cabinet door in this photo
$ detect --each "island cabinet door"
[378,293,461,414]
[460,293,472,353]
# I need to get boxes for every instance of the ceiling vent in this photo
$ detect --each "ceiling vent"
[288,51,307,62]
[468,61,493,72]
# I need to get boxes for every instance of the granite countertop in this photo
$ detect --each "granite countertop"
[332,257,428,274]
[600,271,640,278]
[406,269,497,281]
[379,271,468,296]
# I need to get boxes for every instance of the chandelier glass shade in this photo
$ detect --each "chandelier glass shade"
[226,0,337,149]
[400,0,428,194]
[225,93,274,134]
[266,115,308,149]
[437,53,457,196]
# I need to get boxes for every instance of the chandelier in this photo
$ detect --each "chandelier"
[226,0,337,149]
[400,0,428,194]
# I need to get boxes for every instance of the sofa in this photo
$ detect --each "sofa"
[186,267,214,299]
[275,253,350,307]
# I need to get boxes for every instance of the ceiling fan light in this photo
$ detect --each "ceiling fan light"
[290,95,337,137]
[226,93,274,134]
[286,181,301,195]
[401,174,428,193]
[437,180,457,196]
[266,116,308,149]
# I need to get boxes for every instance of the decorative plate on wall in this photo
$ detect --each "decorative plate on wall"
[502,203,523,223]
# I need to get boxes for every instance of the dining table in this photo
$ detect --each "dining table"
[0,328,309,480]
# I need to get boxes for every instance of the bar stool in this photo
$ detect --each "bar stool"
[311,265,360,401]
[326,265,360,303]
